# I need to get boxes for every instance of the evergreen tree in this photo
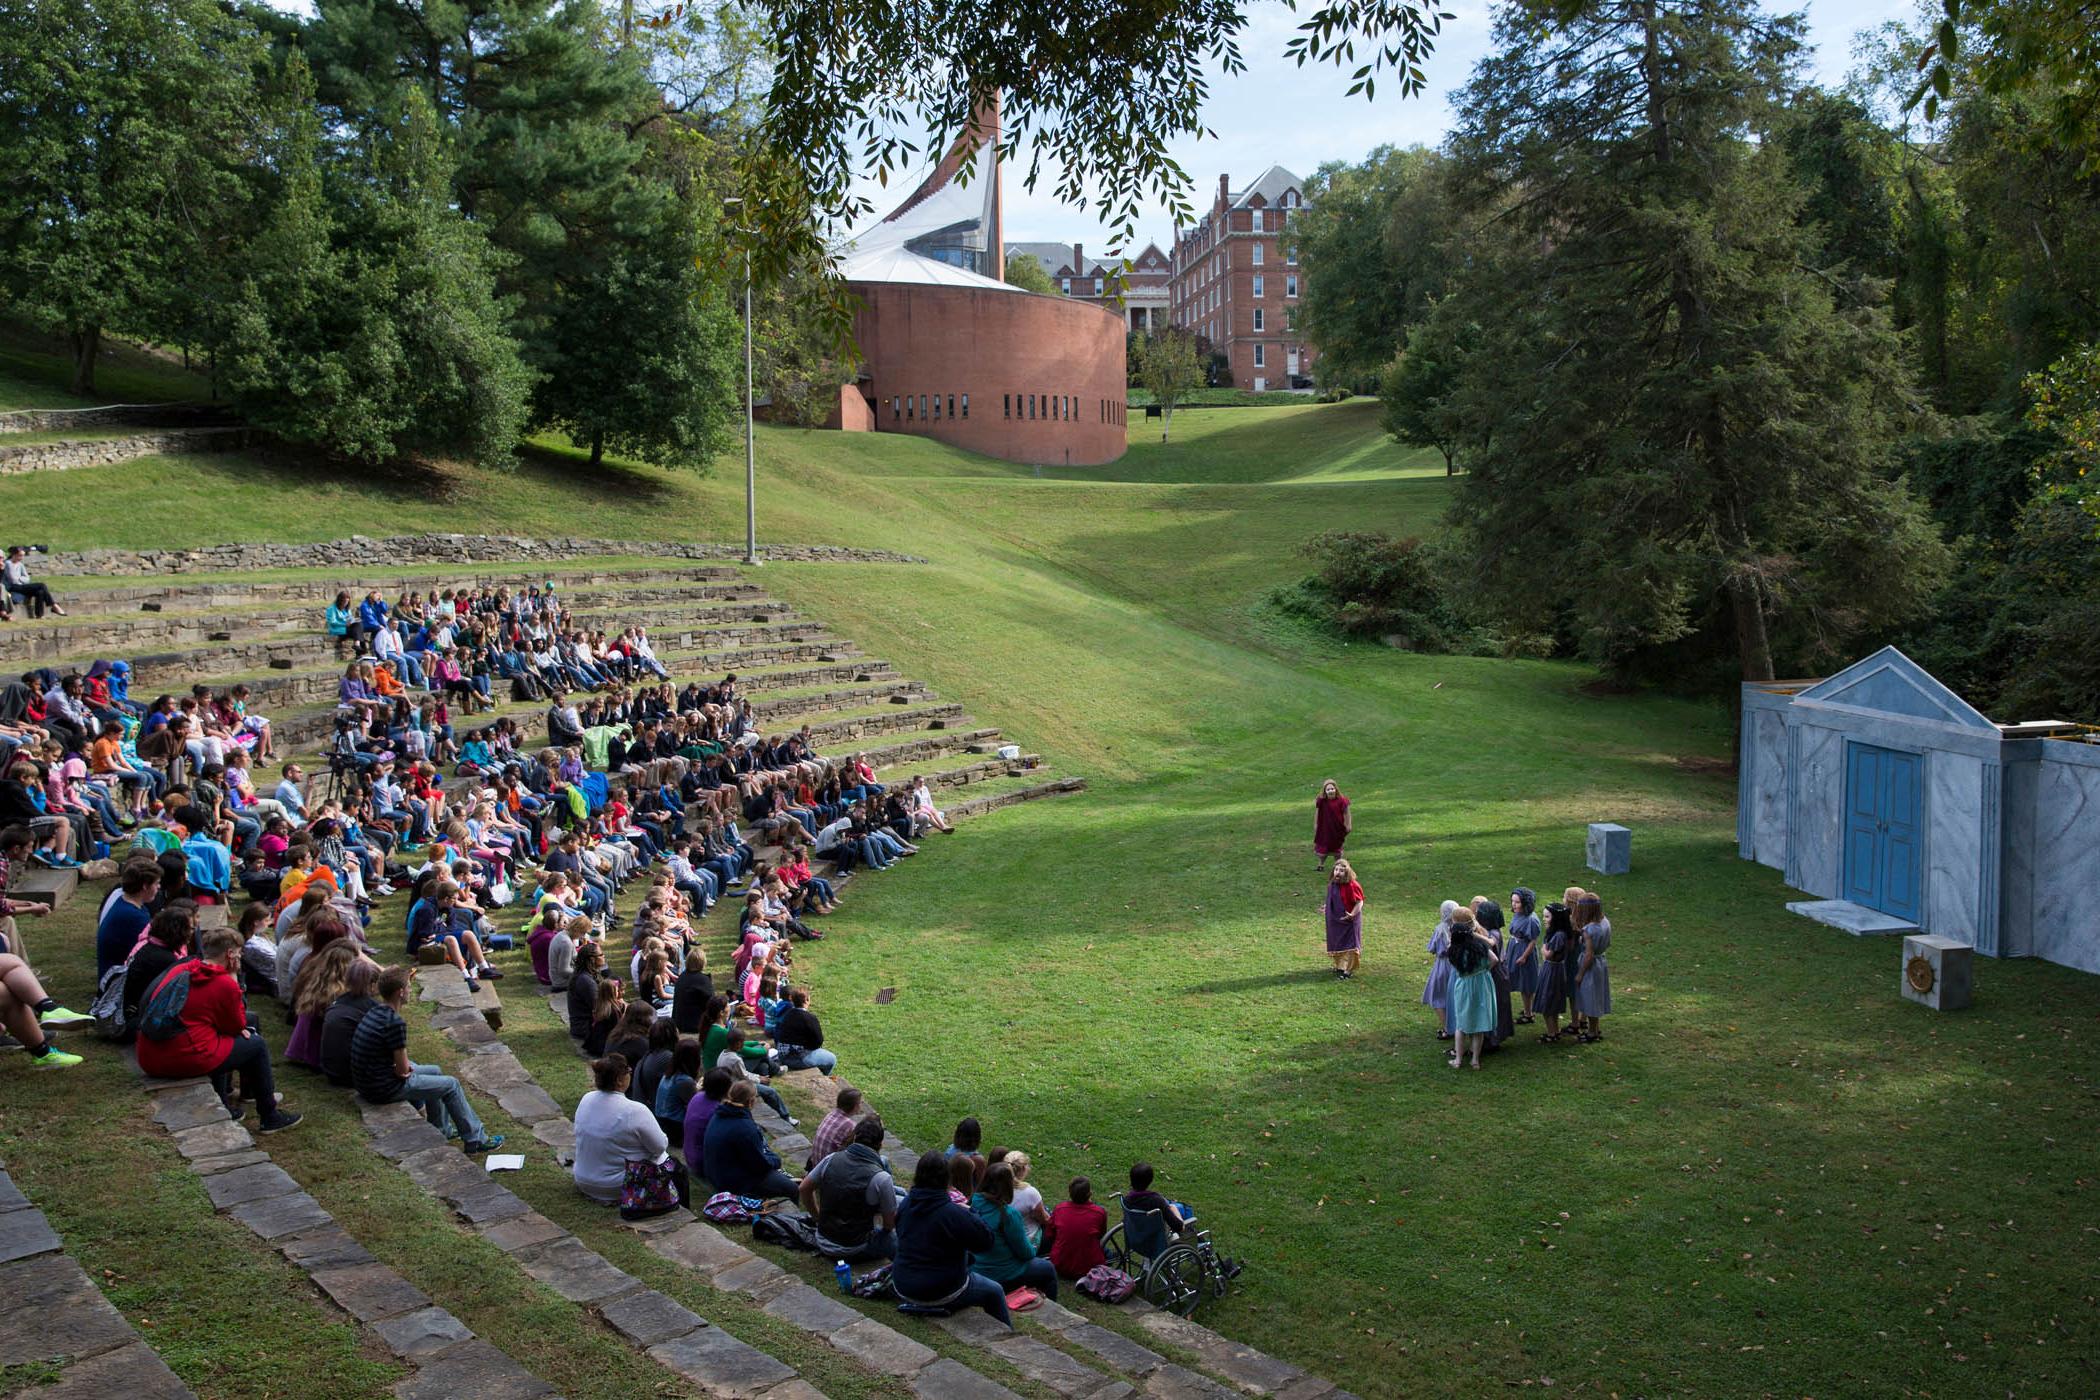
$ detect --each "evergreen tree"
[1438,0,1948,683]
[220,58,529,466]
[0,0,261,393]
[531,129,738,467]
[293,0,743,467]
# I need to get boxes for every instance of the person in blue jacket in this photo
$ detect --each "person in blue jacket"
[701,1080,798,1198]
[894,1152,1010,1324]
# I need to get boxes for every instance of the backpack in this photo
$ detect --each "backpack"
[90,962,131,1040]
[136,964,194,1043]
[701,1191,759,1224]
[1076,1266,1137,1304]
[752,1209,821,1252]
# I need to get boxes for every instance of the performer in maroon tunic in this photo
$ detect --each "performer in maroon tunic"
[1313,780,1351,870]
[1324,860,1364,979]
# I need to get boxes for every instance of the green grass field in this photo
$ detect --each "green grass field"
[3,371,2096,1398]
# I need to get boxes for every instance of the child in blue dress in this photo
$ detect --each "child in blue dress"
[1502,887,1541,1024]
[1571,893,1613,1042]
[1421,900,1458,1039]
[1531,902,1573,1042]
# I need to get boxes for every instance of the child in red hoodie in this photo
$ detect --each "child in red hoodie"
[1045,1176,1109,1280]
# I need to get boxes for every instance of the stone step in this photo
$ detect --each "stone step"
[875,753,1043,791]
[40,533,912,584]
[850,728,1006,771]
[48,564,749,617]
[3,595,796,665]
[0,1163,199,1398]
[8,865,80,909]
[797,703,967,746]
[947,777,1088,821]
[0,424,249,477]
[131,1080,565,1400]
[94,615,841,694]
[747,680,929,723]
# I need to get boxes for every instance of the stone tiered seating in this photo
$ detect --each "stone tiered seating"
[0,1163,197,1398]
[6,560,1084,816]
[514,993,1352,1400]
[130,1070,565,1400]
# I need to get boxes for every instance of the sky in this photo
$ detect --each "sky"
[966,0,1922,255]
[264,0,1924,257]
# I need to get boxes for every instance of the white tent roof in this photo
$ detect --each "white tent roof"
[836,242,1017,289]
[834,149,1015,291]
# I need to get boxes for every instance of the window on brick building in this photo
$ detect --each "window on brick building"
[1252,243,1264,266]
[931,394,940,421]
[1287,275,1299,298]
[1253,309,1264,331]
[906,396,914,421]
[920,394,929,420]
[1003,393,1011,419]
[1251,209,1264,232]
[1252,275,1264,298]
[961,393,968,419]
[948,394,956,419]
[1254,344,1265,368]
[1287,244,1298,265]
[892,396,901,421]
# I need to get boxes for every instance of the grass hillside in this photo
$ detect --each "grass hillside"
[4,365,2096,1398]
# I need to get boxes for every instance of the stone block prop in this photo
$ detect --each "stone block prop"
[1585,822,1630,876]
[1902,934,1973,1011]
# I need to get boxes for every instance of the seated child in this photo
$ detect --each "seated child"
[1123,1161,1242,1278]
[1046,1175,1109,1280]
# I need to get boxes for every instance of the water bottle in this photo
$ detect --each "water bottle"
[834,1260,853,1294]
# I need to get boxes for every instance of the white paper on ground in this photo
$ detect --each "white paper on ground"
[484,1154,526,1173]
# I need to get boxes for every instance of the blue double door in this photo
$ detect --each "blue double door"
[1842,743,1922,922]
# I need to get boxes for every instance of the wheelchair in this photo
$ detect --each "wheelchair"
[1102,1194,1236,1316]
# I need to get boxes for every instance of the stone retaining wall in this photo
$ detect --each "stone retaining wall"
[0,403,225,434]
[43,533,925,578]
[0,427,250,475]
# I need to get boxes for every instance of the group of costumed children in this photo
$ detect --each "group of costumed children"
[1421,887,1613,1069]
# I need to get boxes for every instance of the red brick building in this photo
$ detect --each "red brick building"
[1005,241,1173,333]
[1167,167,1315,391]
[831,99,1129,466]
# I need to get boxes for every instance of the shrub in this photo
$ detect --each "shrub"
[1270,530,1479,652]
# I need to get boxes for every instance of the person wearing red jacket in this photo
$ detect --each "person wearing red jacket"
[137,925,302,1133]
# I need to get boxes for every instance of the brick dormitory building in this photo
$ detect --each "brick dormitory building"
[998,166,1316,393]
[1167,167,1315,392]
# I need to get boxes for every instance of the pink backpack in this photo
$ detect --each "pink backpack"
[1076,1265,1137,1303]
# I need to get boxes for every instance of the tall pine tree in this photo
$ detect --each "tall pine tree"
[1438,0,1947,683]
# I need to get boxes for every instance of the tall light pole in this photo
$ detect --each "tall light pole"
[725,198,759,566]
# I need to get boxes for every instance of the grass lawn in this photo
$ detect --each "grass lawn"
[2,379,2095,1397]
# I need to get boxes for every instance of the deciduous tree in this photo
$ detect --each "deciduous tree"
[1135,329,1203,442]
[0,0,261,394]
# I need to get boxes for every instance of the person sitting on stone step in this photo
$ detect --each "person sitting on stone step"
[801,1114,900,1262]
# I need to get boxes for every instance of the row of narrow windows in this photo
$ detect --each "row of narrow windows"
[888,393,1127,426]
[892,393,968,422]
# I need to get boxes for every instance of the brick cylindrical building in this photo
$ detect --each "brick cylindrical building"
[847,280,1127,467]
[832,94,1129,467]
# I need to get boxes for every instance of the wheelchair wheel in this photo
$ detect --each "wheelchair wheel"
[1143,1243,1206,1316]
[1101,1222,1128,1274]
